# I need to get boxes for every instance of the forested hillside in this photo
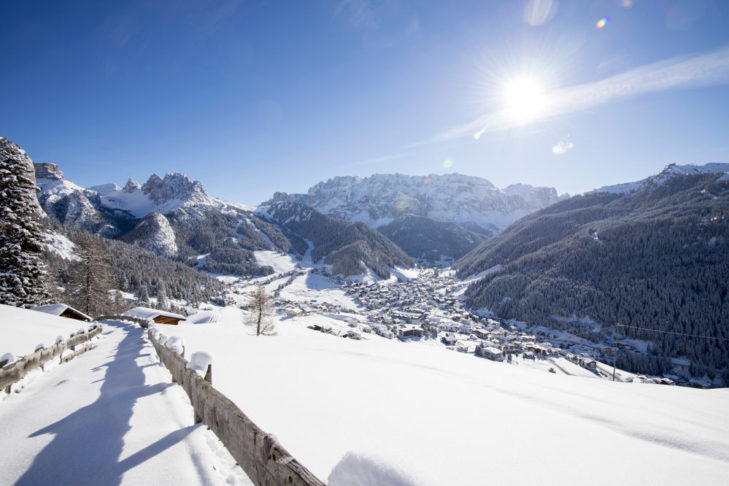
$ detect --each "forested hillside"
[378,215,488,265]
[45,223,224,314]
[457,169,729,383]
[258,195,414,278]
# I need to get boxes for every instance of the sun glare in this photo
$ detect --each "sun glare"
[501,76,548,124]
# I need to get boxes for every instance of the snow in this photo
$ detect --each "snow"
[187,352,214,376]
[328,452,421,486]
[164,335,185,355]
[253,250,298,274]
[159,310,729,485]
[276,273,359,310]
[0,304,88,360]
[298,173,562,232]
[33,304,93,322]
[44,232,80,261]
[0,319,251,485]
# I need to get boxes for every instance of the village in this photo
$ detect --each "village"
[228,262,658,384]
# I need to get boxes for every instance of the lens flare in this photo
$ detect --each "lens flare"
[443,159,453,169]
[596,16,609,29]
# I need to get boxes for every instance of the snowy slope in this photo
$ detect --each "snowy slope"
[0,304,89,360]
[160,309,729,485]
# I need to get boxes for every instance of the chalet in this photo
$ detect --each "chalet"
[123,307,186,325]
[399,325,424,338]
[32,304,93,322]
[477,345,504,361]
[471,328,490,340]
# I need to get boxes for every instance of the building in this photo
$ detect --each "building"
[477,345,504,361]
[122,307,186,325]
[32,304,93,322]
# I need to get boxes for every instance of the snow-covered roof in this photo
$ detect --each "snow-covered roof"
[32,304,93,322]
[122,307,186,321]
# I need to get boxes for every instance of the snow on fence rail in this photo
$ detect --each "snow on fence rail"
[96,314,151,328]
[0,323,103,393]
[148,329,326,486]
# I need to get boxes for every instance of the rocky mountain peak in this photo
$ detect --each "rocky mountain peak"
[287,172,563,231]
[33,162,65,181]
[141,172,208,206]
[123,178,141,193]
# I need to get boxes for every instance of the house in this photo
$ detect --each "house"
[122,307,186,325]
[441,332,457,346]
[32,304,93,322]
[477,345,504,361]
[399,325,424,338]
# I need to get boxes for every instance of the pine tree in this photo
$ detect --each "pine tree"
[156,280,168,310]
[138,284,150,305]
[0,138,50,307]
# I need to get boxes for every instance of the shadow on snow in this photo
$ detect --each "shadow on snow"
[16,321,194,486]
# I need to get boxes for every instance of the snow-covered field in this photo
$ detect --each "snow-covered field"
[0,303,90,361]
[159,308,729,485]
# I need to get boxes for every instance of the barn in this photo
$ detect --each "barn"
[32,304,94,322]
[122,307,186,325]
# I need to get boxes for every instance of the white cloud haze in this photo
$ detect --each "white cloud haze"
[427,45,729,144]
[552,140,574,155]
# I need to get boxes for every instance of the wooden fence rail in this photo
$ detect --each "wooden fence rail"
[1,324,103,393]
[148,329,326,486]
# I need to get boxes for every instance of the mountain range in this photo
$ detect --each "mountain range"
[33,160,417,278]
[273,173,565,264]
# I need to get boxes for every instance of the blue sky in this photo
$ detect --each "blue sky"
[2,0,729,205]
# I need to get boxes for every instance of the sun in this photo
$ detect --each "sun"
[501,76,548,124]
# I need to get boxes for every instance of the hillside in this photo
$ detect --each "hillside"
[456,164,729,383]
[377,215,488,266]
[257,195,415,278]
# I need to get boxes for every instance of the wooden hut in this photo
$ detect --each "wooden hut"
[122,307,186,325]
[32,304,93,322]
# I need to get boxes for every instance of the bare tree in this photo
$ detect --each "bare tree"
[245,284,274,336]
[70,234,113,317]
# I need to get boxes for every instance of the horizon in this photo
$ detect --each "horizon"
[31,154,728,207]
[2,1,729,205]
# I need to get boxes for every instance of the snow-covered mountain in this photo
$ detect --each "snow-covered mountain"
[32,159,415,278]
[595,163,729,195]
[34,163,289,273]
[287,173,565,233]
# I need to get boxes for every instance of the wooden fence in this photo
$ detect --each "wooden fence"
[1,324,103,393]
[148,329,325,486]
[96,315,150,328]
